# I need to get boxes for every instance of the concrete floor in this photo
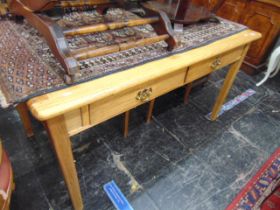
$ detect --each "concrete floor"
[0,69,279,210]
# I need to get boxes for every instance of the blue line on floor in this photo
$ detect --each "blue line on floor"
[104,180,134,210]
[206,89,256,120]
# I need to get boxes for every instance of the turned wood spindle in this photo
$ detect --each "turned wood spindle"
[72,34,169,60]
[64,17,160,36]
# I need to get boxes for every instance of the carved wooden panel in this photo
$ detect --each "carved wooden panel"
[214,0,280,73]
[216,0,246,22]
[240,1,280,65]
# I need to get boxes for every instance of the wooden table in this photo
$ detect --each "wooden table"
[23,30,261,210]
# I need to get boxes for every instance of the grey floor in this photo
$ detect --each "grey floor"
[0,69,279,210]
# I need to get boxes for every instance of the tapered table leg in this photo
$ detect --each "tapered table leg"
[184,83,193,104]
[16,103,34,138]
[123,111,130,138]
[210,45,250,120]
[46,116,83,210]
[146,99,155,123]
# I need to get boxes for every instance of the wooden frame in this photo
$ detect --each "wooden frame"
[26,30,261,210]
[8,0,178,83]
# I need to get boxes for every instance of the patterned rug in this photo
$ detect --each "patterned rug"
[226,147,280,210]
[0,8,247,108]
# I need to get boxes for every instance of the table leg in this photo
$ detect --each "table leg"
[146,99,155,123]
[16,103,34,138]
[123,111,130,138]
[210,45,250,120]
[184,83,193,104]
[45,116,83,210]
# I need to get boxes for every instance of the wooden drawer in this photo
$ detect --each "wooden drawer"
[185,46,244,83]
[90,69,186,126]
[64,69,186,136]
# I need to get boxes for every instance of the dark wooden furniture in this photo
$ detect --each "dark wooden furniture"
[210,0,280,74]
[7,0,178,83]
[143,0,225,25]
[6,0,229,83]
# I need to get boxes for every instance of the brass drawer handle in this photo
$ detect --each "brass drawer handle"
[211,57,222,69]
[136,88,152,102]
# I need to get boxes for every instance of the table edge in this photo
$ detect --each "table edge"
[27,29,262,121]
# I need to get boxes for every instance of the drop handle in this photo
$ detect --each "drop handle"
[211,57,222,69]
[136,88,153,102]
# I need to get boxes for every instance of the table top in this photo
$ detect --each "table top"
[28,29,261,121]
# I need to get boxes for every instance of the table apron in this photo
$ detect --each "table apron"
[62,45,245,137]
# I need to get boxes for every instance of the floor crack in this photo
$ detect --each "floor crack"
[228,126,265,154]
[152,116,187,149]
[112,153,143,193]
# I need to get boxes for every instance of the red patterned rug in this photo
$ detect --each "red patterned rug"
[226,147,280,210]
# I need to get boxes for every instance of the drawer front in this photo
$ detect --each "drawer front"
[63,69,187,136]
[185,47,244,83]
[90,70,186,127]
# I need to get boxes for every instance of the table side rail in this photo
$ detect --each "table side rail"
[64,45,245,136]
[27,30,262,122]
[64,69,187,136]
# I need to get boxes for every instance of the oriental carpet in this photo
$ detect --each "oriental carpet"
[0,8,247,108]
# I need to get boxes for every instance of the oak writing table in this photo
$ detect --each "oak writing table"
[25,29,261,210]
